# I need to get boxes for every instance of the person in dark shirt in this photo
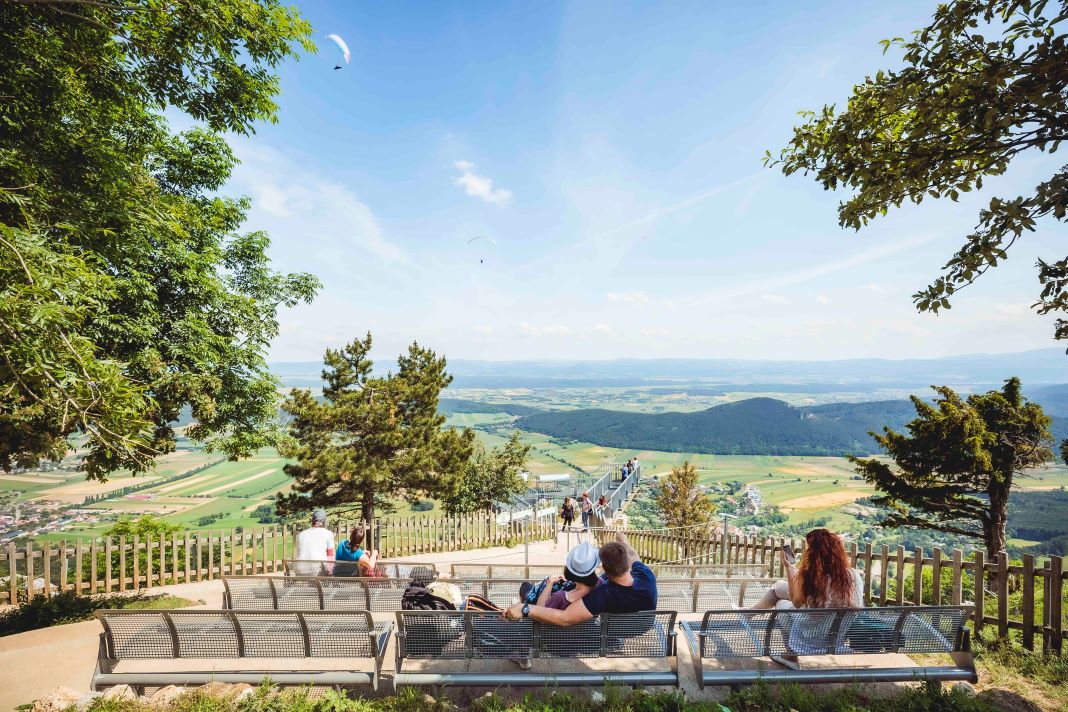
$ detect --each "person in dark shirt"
[502,532,657,625]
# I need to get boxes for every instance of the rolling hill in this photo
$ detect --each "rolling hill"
[517,398,929,456]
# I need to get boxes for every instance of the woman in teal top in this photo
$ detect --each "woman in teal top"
[334,526,378,577]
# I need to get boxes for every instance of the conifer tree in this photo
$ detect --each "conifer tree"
[277,333,475,521]
[850,378,1052,557]
[656,461,716,529]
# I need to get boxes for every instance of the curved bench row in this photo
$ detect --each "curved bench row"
[92,605,976,693]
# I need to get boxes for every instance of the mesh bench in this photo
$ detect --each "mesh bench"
[393,610,678,688]
[93,610,392,692]
[448,563,771,579]
[224,576,777,613]
[283,560,442,578]
[680,605,976,689]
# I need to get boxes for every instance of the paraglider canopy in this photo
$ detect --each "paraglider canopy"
[326,34,351,65]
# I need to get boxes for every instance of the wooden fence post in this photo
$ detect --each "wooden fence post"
[863,542,873,606]
[1022,554,1035,651]
[912,547,923,605]
[104,537,112,594]
[951,549,963,605]
[58,539,67,594]
[132,535,140,590]
[997,551,1009,638]
[1050,556,1063,654]
[43,540,52,599]
[973,551,985,636]
[74,539,83,596]
[895,545,905,604]
[89,538,98,595]
[6,543,15,604]
[119,536,126,592]
[24,541,33,602]
[932,548,943,606]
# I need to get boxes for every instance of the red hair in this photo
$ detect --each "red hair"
[797,529,855,608]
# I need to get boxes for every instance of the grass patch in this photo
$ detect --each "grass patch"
[970,632,1068,710]
[41,681,994,712]
[0,591,195,636]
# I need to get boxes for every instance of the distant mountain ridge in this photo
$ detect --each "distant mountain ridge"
[271,347,1068,389]
[516,397,1068,457]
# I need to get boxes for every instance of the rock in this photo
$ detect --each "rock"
[423,693,437,707]
[591,690,604,703]
[976,689,1043,712]
[953,681,977,697]
[32,687,82,712]
[147,685,187,707]
[74,692,102,710]
[102,685,138,701]
[198,682,254,701]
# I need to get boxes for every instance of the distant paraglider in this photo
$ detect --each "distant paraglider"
[327,34,350,70]
[467,235,497,264]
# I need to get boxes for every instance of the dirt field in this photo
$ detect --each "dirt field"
[779,489,866,511]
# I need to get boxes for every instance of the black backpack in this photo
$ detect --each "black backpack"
[401,582,456,611]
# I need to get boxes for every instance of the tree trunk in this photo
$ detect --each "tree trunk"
[985,483,1009,560]
[360,491,374,524]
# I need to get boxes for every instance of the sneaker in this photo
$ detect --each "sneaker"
[510,657,532,670]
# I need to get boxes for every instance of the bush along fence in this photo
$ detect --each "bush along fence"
[0,512,557,606]
[595,526,1068,655]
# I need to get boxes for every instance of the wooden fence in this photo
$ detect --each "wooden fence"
[607,528,1068,655]
[0,513,556,606]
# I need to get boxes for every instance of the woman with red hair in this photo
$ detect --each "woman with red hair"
[753,528,863,610]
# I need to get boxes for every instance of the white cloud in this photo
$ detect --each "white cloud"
[230,142,407,265]
[453,161,512,206]
[606,291,650,305]
[761,294,789,304]
[588,323,613,334]
[521,322,571,336]
[817,295,830,304]
[472,325,495,335]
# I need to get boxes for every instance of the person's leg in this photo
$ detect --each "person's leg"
[752,579,791,609]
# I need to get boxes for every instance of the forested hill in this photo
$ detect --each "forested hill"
[515,398,922,456]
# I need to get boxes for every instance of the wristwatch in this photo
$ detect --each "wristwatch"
[521,603,530,618]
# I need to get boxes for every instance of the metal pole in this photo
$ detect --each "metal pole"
[524,517,530,566]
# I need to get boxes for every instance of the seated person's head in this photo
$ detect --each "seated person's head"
[565,541,600,587]
[599,541,630,578]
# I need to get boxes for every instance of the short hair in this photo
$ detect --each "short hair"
[599,542,630,578]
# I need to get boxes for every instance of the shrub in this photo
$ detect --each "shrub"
[1,592,192,637]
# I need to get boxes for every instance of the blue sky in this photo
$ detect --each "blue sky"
[220,0,1066,362]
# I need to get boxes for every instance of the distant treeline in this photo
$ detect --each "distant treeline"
[516,396,1068,457]
[517,398,924,457]
[1008,489,1068,555]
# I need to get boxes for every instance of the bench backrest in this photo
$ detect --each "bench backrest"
[448,563,770,579]
[282,560,441,578]
[224,576,776,613]
[395,610,676,660]
[693,605,973,658]
[96,610,377,660]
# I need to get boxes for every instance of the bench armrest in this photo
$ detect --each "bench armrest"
[371,623,393,691]
[678,621,705,691]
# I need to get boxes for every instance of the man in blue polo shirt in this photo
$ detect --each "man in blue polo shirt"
[503,532,657,625]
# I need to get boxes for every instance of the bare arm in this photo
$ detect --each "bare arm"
[536,575,562,607]
[526,598,594,627]
[616,531,639,565]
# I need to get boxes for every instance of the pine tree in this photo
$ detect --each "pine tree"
[655,461,716,529]
[277,333,475,521]
[850,378,1052,558]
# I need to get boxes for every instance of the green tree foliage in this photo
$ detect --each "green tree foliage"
[0,0,319,480]
[655,461,716,529]
[851,378,1053,558]
[767,1,1068,455]
[442,432,531,515]
[277,333,476,521]
[105,514,180,540]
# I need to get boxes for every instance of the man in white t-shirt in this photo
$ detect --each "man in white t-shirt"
[293,509,335,576]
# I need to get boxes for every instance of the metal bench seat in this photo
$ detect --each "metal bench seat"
[680,605,976,689]
[393,610,678,688]
[93,610,392,692]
